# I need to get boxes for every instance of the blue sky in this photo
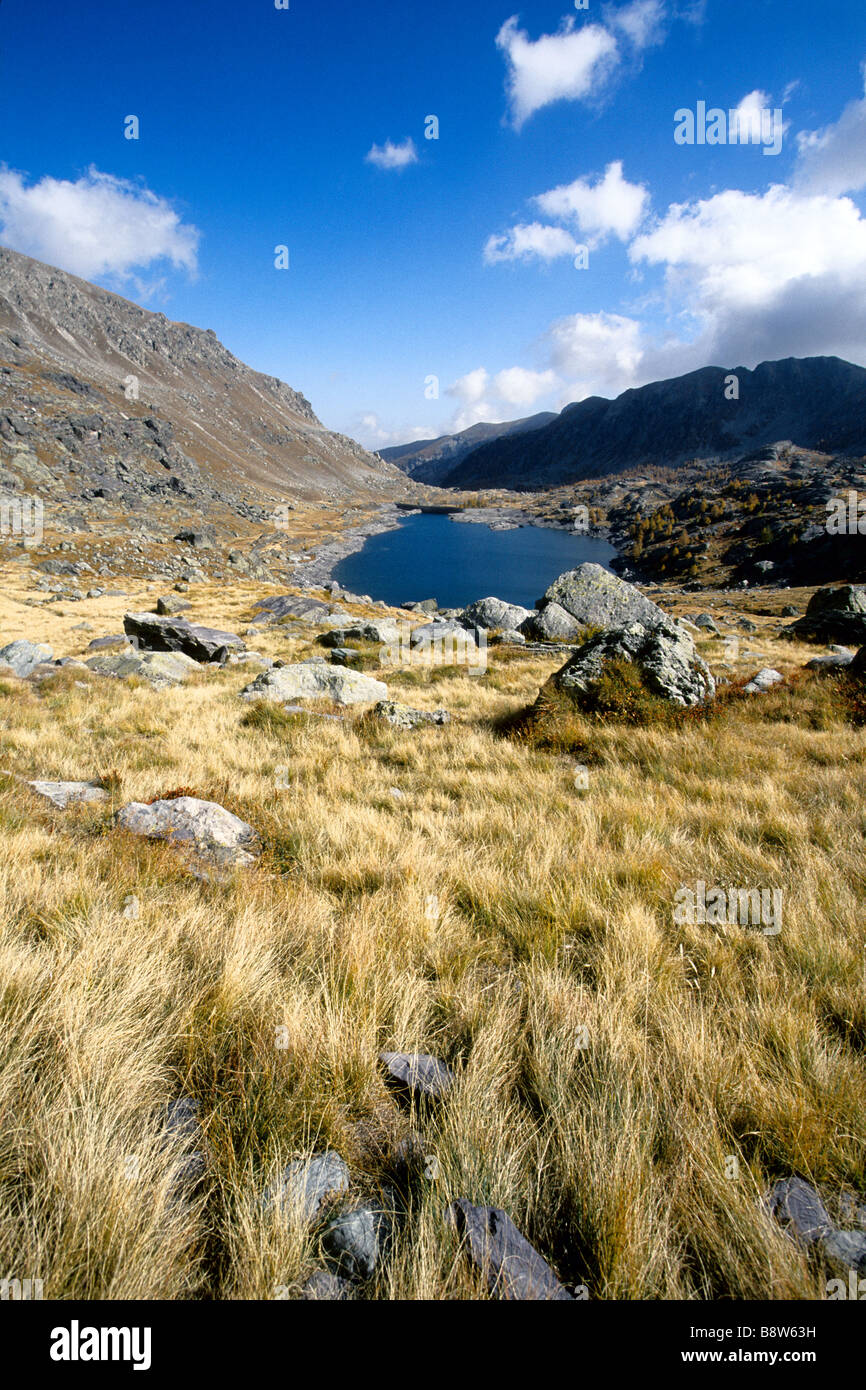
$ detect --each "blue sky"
[1,0,865,449]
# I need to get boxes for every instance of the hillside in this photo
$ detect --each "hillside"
[0,246,403,529]
[380,411,557,484]
[444,358,866,490]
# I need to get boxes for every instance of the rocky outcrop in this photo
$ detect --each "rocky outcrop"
[541,620,715,709]
[123,612,245,663]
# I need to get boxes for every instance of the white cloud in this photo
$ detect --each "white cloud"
[364,138,419,171]
[794,63,866,194]
[629,183,866,367]
[547,311,645,399]
[483,221,579,265]
[604,0,666,49]
[496,14,619,128]
[534,160,649,245]
[445,364,561,430]
[0,165,199,283]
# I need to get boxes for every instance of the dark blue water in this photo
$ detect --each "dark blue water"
[333,512,617,610]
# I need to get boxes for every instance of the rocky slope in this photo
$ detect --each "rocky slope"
[444,358,866,489]
[0,245,403,531]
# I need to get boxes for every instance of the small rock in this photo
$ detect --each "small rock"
[743,667,784,694]
[372,700,450,730]
[300,1270,351,1300]
[379,1051,454,1103]
[322,1205,390,1280]
[446,1200,572,1300]
[262,1150,350,1223]
[27,780,109,810]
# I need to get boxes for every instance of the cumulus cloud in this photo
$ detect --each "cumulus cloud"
[483,221,579,265]
[0,165,200,284]
[533,160,649,245]
[496,14,619,128]
[629,183,866,367]
[445,364,561,430]
[496,3,671,127]
[547,310,645,398]
[364,138,419,171]
[794,63,866,195]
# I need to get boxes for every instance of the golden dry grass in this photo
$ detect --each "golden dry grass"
[0,574,863,1299]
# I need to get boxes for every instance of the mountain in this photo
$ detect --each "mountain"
[444,358,866,489]
[380,411,557,484]
[0,245,400,532]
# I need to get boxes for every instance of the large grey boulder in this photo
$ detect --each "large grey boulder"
[123,612,245,663]
[542,620,715,710]
[28,780,109,810]
[519,601,583,642]
[446,1200,572,1300]
[86,649,199,688]
[262,1150,350,1223]
[0,639,53,676]
[371,701,450,730]
[318,619,400,647]
[459,597,533,632]
[251,595,331,624]
[240,662,387,706]
[534,564,666,633]
[115,796,261,868]
[786,586,866,645]
[379,1051,455,1103]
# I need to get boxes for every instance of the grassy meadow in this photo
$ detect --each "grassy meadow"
[0,574,864,1299]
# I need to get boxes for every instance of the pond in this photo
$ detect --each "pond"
[333,511,618,610]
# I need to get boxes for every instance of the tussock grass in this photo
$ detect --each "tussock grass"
[0,576,863,1299]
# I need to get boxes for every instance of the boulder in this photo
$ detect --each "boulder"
[536,563,666,631]
[262,1150,350,1223]
[115,796,261,868]
[318,619,400,647]
[805,651,855,670]
[764,1176,866,1275]
[379,1051,455,1103]
[155,594,192,616]
[492,629,526,646]
[743,667,783,694]
[542,620,715,710]
[786,586,866,644]
[458,597,533,632]
[28,780,109,810]
[409,622,478,653]
[519,601,583,643]
[86,634,132,651]
[123,612,244,664]
[0,639,53,676]
[446,1200,572,1300]
[86,650,199,688]
[240,662,387,707]
[371,701,450,730]
[693,613,721,634]
[251,595,331,624]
